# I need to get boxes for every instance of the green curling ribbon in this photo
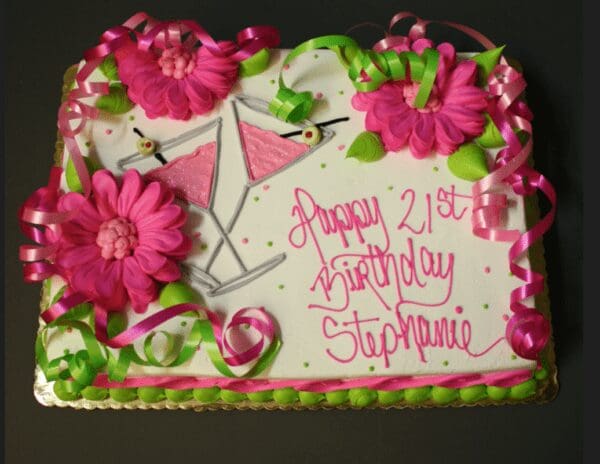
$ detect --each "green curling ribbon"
[269,34,440,123]
[239,48,271,78]
[37,281,281,395]
[37,306,281,394]
[412,49,439,109]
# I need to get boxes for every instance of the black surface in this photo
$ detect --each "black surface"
[5,0,582,463]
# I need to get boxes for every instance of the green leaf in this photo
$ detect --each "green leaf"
[447,143,490,182]
[475,113,506,148]
[346,131,386,163]
[471,45,505,86]
[50,285,67,306]
[98,54,120,81]
[95,83,134,115]
[65,155,100,193]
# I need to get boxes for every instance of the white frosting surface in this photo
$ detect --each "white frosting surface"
[46,49,536,380]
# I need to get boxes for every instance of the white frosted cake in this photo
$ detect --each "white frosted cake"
[22,12,556,409]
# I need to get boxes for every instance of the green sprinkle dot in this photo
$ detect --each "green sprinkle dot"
[511,354,517,360]
[483,304,489,309]
[314,54,319,59]
[244,323,250,330]
[180,321,187,327]
[267,241,273,247]
[442,360,449,366]
[303,362,309,368]
[269,79,275,84]
[509,271,514,277]
[200,243,208,250]
[338,90,344,95]
[63,349,70,355]
[320,163,327,169]
[387,185,393,191]
[278,284,285,290]
[433,166,439,172]
[253,196,259,202]
[368,366,375,372]
[84,141,91,147]
[128,115,135,121]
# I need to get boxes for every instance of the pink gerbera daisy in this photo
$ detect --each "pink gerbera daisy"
[52,170,192,313]
[352,39,488,158]
[114,40,239,120]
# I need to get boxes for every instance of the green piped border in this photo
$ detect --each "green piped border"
[35,63,558,411]
[48,368,548,409]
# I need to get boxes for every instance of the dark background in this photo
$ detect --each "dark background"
[5,0,582,463]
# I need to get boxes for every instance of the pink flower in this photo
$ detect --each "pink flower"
[53,170,192,313]
[352,39,488,158]
[114,40,239,120]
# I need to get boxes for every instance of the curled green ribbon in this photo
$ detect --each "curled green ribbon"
[269,35,441,122]
[36,306,282,390]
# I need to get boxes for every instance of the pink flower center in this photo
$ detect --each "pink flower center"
[96,217,138,260]
[158,47,196,80]
[403,82,442,113]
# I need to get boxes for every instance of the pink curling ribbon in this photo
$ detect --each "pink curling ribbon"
[136,19,279,62]
[373,11,498,52]
[471,64,556,360]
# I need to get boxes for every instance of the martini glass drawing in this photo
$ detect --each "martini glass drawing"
[197,94,341,296]
[117,117,234,290]
[116,97,345,296]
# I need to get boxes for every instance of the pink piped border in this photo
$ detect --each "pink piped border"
[93,368,533,393]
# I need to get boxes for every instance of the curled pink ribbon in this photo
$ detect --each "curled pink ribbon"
[471,63,555,361]
[372,11,498,52]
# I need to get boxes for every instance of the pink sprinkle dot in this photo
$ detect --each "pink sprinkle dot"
[283,64,290,70]
[192,232,202,239]
[241,238,249,244]
[262,184,270,191]
[315,92,324,100]
[454,306,463,315]
[105,129,113,135]
[503,314,510,321]
[484,266,491,274]
[337,144,346,151]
